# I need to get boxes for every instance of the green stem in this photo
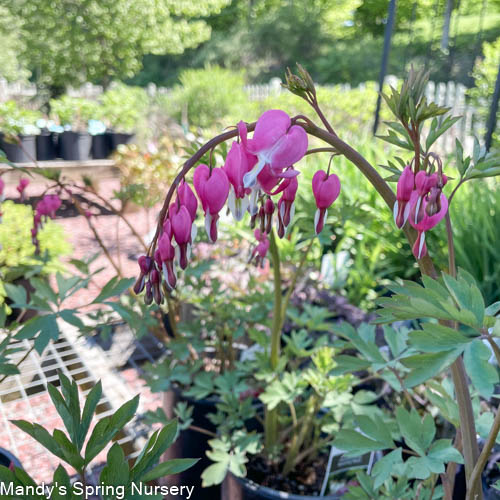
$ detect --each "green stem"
[264,229,282,452]
[269,230,282,370]
[282,395,318,475]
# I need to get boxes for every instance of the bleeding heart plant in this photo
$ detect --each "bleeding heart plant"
[135,65,500,499]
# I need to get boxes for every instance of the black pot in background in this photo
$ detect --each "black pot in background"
[108,131,134,151]
[222,473,343,500]
[36,132,57,161]
[59,131,92,161]
[0,448,22,469]
[91,133,111,159]
[0,134,36,163]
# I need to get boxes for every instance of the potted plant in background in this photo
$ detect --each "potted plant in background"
[35,118,61,161]
[50,95,98,161]
[89,118,110,159]
[100,83,148,151]
[0,101,41,163]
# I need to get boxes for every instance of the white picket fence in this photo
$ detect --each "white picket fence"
[0,76,482,153]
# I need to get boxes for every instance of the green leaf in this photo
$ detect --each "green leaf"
[396,407,435,456]
[464,339,499,398]
[331,355,371,375]
[131,420,178,481]
[85,394,138,463]
[356,415,394,449]
[79,381,102,450]
[384,326,408,358]
[59,310,85,329]
[4,283,27,306]
[408,323,475,353]
[47,383,78,446]
[52,429,85,469]
[92,277,134,304]
[333,429,387,457]
[401,349,461,387]
[428,439,463,464]
[486,302,500,316]
[100,443,129,489]
[141,458,199,482]
[372,448,402,489]
[201,462,229,487]
[11,420,66,462]
[0,363,20,376]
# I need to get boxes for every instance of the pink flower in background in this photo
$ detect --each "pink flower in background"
[0,178,4,201]
[31,194,62,250]
[16,178,29,200]
[193,164,230,242]
[251,229,270,265]
[393,166,414,229]
[312,170,341,235]
[239,110,308,188]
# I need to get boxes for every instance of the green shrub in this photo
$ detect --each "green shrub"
[0,100,41,136]
[0,200,71,271]
[451,179,500,305]
[163,66,249,129]
[100,82,149,132]
[50,95,100,131]
[468,36,500,147]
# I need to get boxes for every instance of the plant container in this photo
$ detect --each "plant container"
[222,472,344,500]
[59,131,92,161]
[108,132,134,151]
[36,132,57,161]
[0,134,36,163]
[91,133,111,159]
[0,448,22,469]
[161,389,220,500]
[161,386,262,500]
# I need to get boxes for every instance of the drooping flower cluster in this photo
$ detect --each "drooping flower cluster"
[135,109,342,301]
[394,165,448,259]
[31,194,62,249]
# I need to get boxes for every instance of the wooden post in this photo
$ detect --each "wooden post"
[485,58,500,151]
[373,0,397,135]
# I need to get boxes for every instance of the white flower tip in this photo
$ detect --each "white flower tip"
[243,171,257,189]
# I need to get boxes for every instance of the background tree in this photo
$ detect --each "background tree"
[0,5,29,82]
[7,0,230,96]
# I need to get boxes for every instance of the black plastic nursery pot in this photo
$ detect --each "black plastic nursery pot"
[0,448,22,469]
[162,387,263,500]
[91,133,111,159]
[0,134,36,163]
[35,132,57,161]
[161,388,222,500]
[222,473,344,500]
[108,131,134,151]
[59,131,92,161]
